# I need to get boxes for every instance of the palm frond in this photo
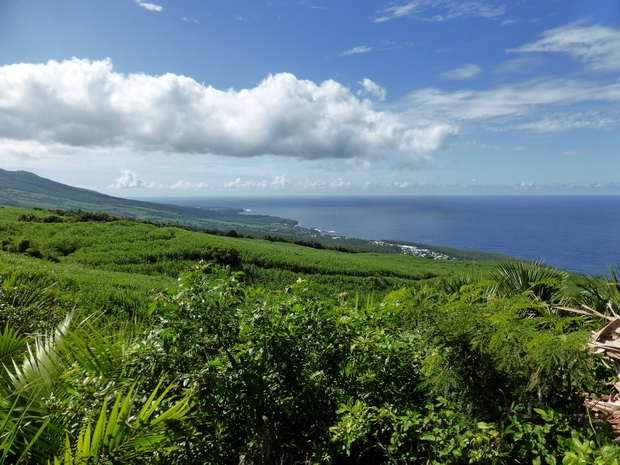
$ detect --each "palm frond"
[491,261,568,303]
[54,380,193,464]
[8,315,72,396]
[0,325,28,373]
[59,323,126,378]
[0,388,54,464]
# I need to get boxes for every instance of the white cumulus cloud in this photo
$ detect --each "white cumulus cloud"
[111,172,211,190]
[112,170,147,188]
[396,123,458,167]
[329,178,350,188]
[358,78,387,101]
[0,58,456,169]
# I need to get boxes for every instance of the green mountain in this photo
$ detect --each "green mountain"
[0,169,300,233]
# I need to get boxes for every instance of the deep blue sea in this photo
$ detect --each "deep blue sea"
[150,195,620,276]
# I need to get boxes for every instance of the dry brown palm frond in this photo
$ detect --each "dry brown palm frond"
[572,308,620,439]
[554,304,616,322]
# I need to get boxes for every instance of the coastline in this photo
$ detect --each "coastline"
[144,195,620,275]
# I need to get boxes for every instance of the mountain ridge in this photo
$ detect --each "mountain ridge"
[0,169,300,233]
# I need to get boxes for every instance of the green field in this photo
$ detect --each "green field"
[0,206,504,312]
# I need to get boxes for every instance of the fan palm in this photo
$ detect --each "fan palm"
[0,315,193,464]
[573,265,620,316]
[490,261,568,303]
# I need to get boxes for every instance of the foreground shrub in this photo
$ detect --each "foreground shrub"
[149,264,616,464]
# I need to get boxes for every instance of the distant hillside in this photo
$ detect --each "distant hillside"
[0,169,301,233]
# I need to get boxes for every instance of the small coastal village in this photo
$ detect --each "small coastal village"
[370,240,455,260]
[315,228,455,260]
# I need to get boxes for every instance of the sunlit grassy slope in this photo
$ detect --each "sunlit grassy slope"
[0,206,508,315]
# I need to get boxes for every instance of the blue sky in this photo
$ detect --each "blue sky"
[1,0,619,196]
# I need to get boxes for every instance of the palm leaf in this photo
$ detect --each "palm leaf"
[8,315,72,396]
[0,325,27,362]
[0,391,53,464]
[491,261,568,303]
[55,380,193,464]
[58,323,126,377]
[0,325,28,391]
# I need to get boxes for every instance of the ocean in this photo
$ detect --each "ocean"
[149,195,620,276]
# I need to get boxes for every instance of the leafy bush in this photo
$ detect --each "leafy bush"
[146,265,615,464]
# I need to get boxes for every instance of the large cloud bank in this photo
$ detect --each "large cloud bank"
[0,58,456,167]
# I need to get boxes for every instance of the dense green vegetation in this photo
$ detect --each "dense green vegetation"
[1,204,620,463]
[0,207,506,309]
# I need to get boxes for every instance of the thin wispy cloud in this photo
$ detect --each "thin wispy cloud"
[463,140,500,150]
[135,0,163,12]
[441,64,482,80]
[509,23,620,72]
[493,56,544,75]
[463,140,526,151]
[514,111,618,132]
[339,46,374,56]
[374,0,507,23]
[402,78,620,131]
[396,23,620,133]
[340,42,414,57]
[300,1,327,9]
